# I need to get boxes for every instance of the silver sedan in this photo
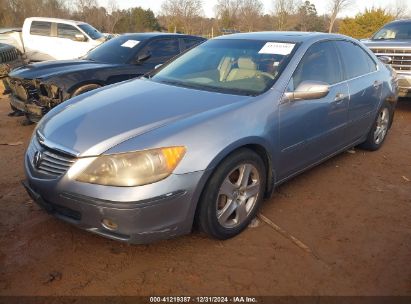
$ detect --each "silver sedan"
[23,32,398,243]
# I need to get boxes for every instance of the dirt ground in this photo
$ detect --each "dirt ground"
[0,93,410,297]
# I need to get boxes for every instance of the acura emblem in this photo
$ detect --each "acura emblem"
[33,151,43,169]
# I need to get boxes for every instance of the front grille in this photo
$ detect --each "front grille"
[371,48,411,71]
[9,78,39,101]
[27,137,76,177]
[0,48,18,63]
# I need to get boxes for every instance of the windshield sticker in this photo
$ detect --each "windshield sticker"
[258,42,295,55]
[121,40,140,48]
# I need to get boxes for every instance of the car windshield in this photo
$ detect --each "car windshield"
[78,23,104,40]
[372,22,411,40]
[85,36,141,64]
[151,39,297,96]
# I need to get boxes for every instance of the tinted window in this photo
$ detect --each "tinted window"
[30,21,51,36]
[57,23,82,40]
[78,23,103,40]
[145,39,180,59]
[183,38,204,50]
[336,41,377,79]
[291,41,343,90]
[86,36,141,64]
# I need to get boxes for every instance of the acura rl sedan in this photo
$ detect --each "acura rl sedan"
[23,32,398,243]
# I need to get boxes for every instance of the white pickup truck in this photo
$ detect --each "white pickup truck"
[0,17,106,61]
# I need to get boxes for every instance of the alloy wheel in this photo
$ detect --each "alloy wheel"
[216,163,261,229]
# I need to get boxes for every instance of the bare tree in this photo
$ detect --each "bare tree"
[106,0,121,32]
[327,0,352,33]
[272,0,298,30]
[238,0,263,32]
[389,0,409,19]
[215,0,240,29]
[160,0,203,33]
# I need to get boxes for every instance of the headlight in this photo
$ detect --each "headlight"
[73,147,186,187]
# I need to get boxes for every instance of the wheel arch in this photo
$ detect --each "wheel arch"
[190,138,276,231]
[68,80,105,97]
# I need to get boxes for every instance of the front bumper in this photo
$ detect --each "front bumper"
[24,151,207,244]
[9,94,44,122]
[396,73,411,97]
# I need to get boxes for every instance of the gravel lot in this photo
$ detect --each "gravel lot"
[0,94,410,296]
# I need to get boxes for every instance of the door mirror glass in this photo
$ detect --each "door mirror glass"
[74,34,87,42]
[286,81,330,101]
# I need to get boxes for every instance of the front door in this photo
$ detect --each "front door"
[278,40,349,180]
[51,23,93,60]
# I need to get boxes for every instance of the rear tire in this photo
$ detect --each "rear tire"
[197,149,266,240]
[359,102,393,151]
[72,84,101,97]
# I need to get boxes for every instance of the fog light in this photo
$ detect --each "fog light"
[102,218,118,231]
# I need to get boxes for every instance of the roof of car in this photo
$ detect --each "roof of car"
[119,32,205,40]
[387,19,411,24]
[215,31,348,43]
[26,17,90,25]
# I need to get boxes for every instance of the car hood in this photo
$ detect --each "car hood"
[37,79,249,157]
[9,60,117,79]
[362,39,411,49]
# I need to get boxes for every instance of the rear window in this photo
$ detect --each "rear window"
[30,21,51,36]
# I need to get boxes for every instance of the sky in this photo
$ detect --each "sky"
[98,0,400,17]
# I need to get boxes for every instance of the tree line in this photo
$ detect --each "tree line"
[0,0,409,38]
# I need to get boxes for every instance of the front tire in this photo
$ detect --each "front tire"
[360,102,393,151]
[197,149,266,240]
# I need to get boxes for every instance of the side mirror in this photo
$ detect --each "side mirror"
[284,81,330,102]
[378,56,392,65]
[74,34,87,42]
[136,52,151,63]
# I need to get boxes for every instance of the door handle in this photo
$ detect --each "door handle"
[373,80,382,88]
[334,93,346,103]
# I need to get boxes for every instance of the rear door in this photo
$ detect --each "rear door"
[278,40,349,179]
[24,20,54,61]
[335,40,382,142]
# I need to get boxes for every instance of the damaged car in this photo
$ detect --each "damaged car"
[6,33,206,122]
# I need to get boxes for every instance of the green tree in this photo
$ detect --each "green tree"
[339,8,394,39]
[114,8,161,33]
[295,1,325,32]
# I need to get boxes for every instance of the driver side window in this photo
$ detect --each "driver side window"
[57,23,83,41]
[140,38,180,64]
[289,41,343,91]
